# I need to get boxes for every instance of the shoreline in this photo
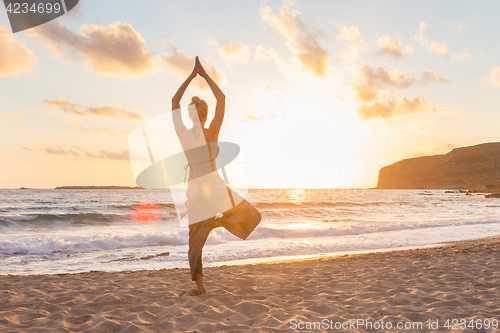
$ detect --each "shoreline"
[1,235,498,278]
[2,235,500,332]
[207,243,449,269]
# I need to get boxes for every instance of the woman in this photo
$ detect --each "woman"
[172,57,261,295]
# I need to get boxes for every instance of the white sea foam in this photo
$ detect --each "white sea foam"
[1,214,38,221]
[0,230,188,255]
[1,214,498,256]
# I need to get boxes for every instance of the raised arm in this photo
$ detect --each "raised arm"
[172,58,198,136]
[196,58,225,135]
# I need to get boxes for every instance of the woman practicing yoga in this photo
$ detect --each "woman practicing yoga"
[172,57,261,295]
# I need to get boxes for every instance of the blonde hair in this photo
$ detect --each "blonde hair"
[190,96,208,124]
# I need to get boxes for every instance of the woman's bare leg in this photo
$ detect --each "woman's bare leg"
[194,273,208,294]
[189,217,221,294]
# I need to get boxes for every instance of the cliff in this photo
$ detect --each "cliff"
[376,142,500,190]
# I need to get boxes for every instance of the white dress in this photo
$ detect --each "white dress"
[178,125,243,225]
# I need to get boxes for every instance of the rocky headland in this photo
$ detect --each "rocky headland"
[376,142,500,194]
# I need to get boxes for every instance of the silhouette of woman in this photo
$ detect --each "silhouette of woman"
[172,57,261,294]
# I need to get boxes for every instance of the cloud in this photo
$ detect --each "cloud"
[420,69,448,84]
[354,64,447,92]
[416,22,448,56]
[218,40,251,65]
[376,35,413,58]
[413,142,457,157]
[251,83,289,104]
[42,98,145,120]
[22,145,129,160]
[356,63,415,89]
[242,111,285,122]
[264,84,289,102]
[160,46,223,90]
[81,126,131,137]
[242,110,265,122]
[23,145,81,156]
[31,21,157,77]
[427,41,448,56]
[357,93,451,120]
[254,45,281,63]
[60,117,130,136]
[482,66,500,88]
[0,25,38,77]
[260,0,329,77]
[253,46,291,74]
[456,25,466,32]
[353,64,453,121]
[0,111,28,123]
[98,149,130,160]
[352,84,378,103]
[452,48,472,61]
[241,109,280,121]
[336,24,368,60]
[221,41,247,57]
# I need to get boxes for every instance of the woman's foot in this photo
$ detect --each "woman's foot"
[195,273,208,294]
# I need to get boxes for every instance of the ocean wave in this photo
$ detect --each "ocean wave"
[111,203,176,210]
[103,201,383,211]
[254,201,386,210]
[220,215,500,242]
[0,211,179,228]
[0,217,20,228]
[1,214,39,221]
[0,201,386,228]
[1,215,499,255]
[0,230,189,255]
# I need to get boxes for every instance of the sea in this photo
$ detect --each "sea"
[1,188,500,276]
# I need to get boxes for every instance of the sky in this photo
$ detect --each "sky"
[1,0,500,189]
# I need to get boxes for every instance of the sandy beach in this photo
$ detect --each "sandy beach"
[1,236,500,332]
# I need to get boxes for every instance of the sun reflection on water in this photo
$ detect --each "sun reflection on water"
[287,189,307,202]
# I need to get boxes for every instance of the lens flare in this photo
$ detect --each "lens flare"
[130,201,162,224]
